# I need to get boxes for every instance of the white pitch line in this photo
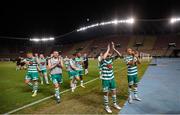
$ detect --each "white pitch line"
[5,67,127,114]
[5,77,100,114]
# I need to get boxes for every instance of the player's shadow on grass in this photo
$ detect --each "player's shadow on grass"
[39,85,54,96]
[117,93,128,100]
[61,80,70,90]
[20,85,32,93]
[75,91,102,106]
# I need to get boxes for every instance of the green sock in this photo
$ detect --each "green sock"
[112,95,117,104]
[27,82,33,89]
[40,76,43,83]
[128,88,133,96]
[55,88,60,97]
[103,95,109,107]
[134,87,138,95]
[33,82,38,93]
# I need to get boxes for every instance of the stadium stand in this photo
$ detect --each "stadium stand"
[0,33,180,59]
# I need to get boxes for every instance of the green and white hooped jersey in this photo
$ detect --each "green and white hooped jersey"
[66,59,76,72]
[124,55,138,76]
[100,57,115,80]
[24,57,38,73]
[39,58,47,70]
[49,57,62,75]
[74,57,83,70]
[64,58,69,69]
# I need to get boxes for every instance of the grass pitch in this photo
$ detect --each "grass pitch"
[0,59,149,114]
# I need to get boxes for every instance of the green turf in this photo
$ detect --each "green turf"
[0,59,149,114]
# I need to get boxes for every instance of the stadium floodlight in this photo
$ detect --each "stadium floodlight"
[41,38,49,41]
[77,17,135,32]
[30,38,40,42]
[126,18,135,24]
[49,37,55,40]
[77,23,99,31]
[29,37,55,42]
[112,19,118,25]
[170,17,180,24]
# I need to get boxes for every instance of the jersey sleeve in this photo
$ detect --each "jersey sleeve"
[124,56,130,64]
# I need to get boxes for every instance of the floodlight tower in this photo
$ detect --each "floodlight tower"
[170,17,180,24]
[77,17,135,32]
[168,17,179,57]
[164,43,176,57]
[135,42,143,51]
[29,37,55,53]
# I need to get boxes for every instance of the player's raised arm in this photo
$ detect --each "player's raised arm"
[134,51,141,64]
[103,44,110,59]
[112,42,122,57]
[125,48,135,65]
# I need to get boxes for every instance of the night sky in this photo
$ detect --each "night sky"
[0,0,180,38]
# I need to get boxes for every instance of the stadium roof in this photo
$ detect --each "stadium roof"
[1,20,180,43]
[1,0,180,40]
[55,20,180,43]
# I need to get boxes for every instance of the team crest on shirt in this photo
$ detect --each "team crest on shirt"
[107,64,112,69]
[29,61,33,65]
[41,62,45,65]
